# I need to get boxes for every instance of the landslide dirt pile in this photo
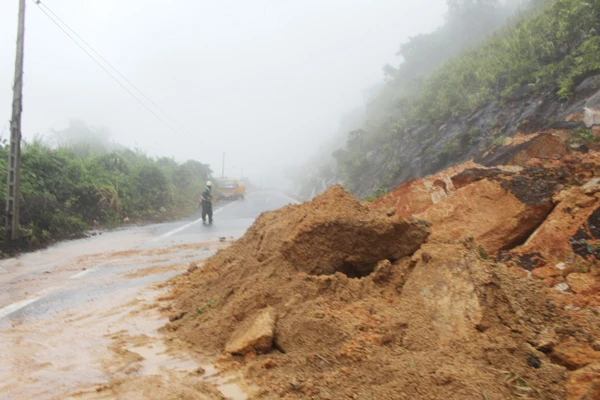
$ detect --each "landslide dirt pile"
[163,184,599,399]
[374,132,600,306]
[370,132,600,399]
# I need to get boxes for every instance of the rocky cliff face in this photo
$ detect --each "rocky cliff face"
[302,75,600,200]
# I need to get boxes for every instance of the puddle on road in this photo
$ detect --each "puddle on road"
[130,342,198,375]
[129,341,248,400]
[1,285,249,400]
[0,238,248,400]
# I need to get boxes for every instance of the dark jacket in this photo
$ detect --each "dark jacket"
[201,187,212,204]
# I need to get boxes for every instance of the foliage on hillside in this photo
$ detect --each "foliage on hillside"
[334,0,600,196]
[414,0,600,122]
[0,121,211,249]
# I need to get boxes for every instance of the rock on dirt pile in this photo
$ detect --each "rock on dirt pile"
[164,184,598,399]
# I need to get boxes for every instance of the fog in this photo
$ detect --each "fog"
[0,0,449,188]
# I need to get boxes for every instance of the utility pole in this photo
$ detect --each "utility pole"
[221,152,225,179]
[5,0,26,244]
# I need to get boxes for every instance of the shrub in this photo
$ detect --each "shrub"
[0,126,213,250]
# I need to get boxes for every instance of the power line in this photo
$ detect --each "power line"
[32,1,190,139]
[33,2,186,138]
[36,1,194,136]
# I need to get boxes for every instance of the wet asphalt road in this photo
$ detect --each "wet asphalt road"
[0,189,298,327]
[0,189,298,400]
[151,189,298,242]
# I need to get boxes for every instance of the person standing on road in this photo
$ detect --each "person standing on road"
[200,181,214,224]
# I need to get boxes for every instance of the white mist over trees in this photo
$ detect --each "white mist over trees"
[291,0,532,198]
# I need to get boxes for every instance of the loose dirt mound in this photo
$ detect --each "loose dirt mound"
[163,184,600,399]
[231,185,430,277]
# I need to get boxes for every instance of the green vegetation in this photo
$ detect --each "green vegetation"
[364,186,388,203]
[0,121,211,250]
[334,0,600,196]
[492,135,506,147]
[566,127,600,148]
[414,0,600,123]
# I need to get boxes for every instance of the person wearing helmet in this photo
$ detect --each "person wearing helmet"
[200,181,214,224]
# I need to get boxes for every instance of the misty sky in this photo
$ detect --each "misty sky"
[0,0,447,185]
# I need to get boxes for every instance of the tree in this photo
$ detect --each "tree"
[51,119,113,157]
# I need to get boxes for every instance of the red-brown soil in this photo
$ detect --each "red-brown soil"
[163,145,600,399]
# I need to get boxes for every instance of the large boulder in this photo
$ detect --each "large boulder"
[373,162,578,255]
[509,132,567,166]
[420,165,576,254]
[225,307,276,355]
[371,162,481,218]
[417,178,552,253]
[507,183,600,269]
[398,243,490,348]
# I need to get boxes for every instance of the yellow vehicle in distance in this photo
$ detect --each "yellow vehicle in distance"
[216,178,245,201]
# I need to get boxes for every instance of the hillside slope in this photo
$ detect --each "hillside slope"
[299,0,600,199]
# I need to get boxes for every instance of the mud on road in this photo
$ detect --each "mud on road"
[0,232,248,400]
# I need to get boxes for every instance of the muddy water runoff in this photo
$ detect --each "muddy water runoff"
[0,227,248,400]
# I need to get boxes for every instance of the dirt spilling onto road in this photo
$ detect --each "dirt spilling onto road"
[164,177,600,399]
[0,236,241,400]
